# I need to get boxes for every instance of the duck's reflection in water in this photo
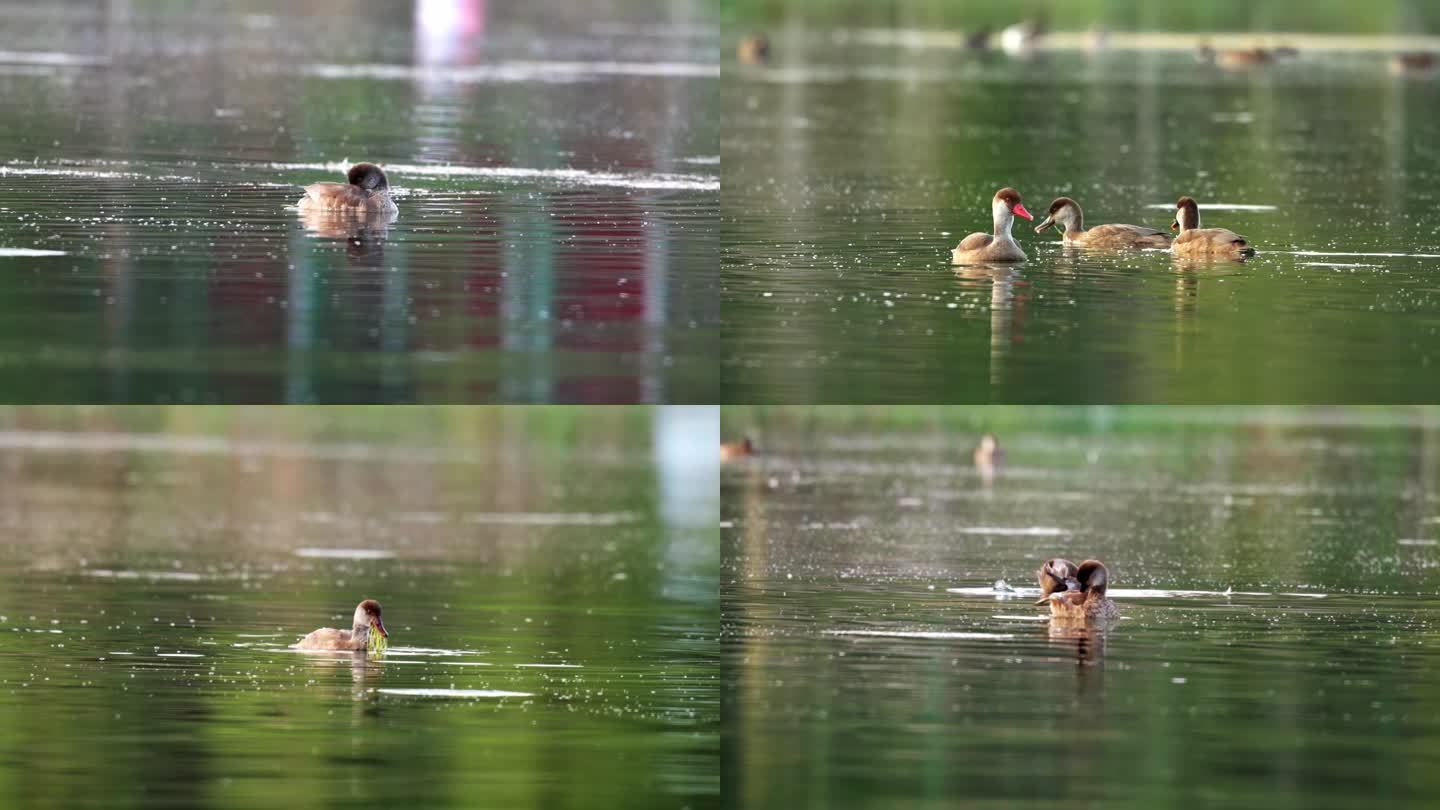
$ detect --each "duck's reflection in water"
[295,649,387,707]
[298,207,398,265]
[953,262,1028,390]
[1046,620,1110,665]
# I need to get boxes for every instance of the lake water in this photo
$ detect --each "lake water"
[0,1,717,403]
[722,37,1440,403]
[721,407,1440,807]
[0,406,719,809]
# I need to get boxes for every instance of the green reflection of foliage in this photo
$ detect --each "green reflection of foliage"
[724,0,1440,34]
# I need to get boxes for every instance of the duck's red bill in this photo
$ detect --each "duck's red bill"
[373,619,388,638]
[1012,203,1033,221]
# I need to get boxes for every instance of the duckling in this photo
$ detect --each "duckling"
[1035,196,1171,250]
[1170,196,1256,259]
[296,163,398,215]
[292,599,389,651]
[1036,559,1119,621]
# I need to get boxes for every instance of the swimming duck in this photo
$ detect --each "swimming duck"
[951,188,1032,264]
[721,437,755,462]
[737,34,770,65]
[1390,52,1437,76]
[1196,43,1273,69]
[292,599,389,651]
[1000,17,1045,55]
[296,163,398,215]
[1035,197,1171,249]
[1170,196,1256,259]
[1035,558,1120,621]
[973,433,1003,466]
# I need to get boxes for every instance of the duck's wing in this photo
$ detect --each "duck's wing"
[954,231,994,252]
[1087,223,1171,247]
[292,627,355,650]
[299,182,368,208]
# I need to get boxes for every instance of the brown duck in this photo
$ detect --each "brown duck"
[1035,197,1171,249]
[296,163,398,215]
[292,599,389,651]
[1171,196,1256,259]
[1035,558,1120,621]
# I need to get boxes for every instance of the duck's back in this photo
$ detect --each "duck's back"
[293,627,361,650]
[1083,223,1171,249]
[1173,227,1253,257]
[298,182,394,213]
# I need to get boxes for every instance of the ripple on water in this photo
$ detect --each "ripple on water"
[373,688,533,698]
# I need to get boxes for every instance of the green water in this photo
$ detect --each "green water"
[721,40,1440,403]
[0,406,719,809]
[0,1,718,403]
[722,406,1440,808]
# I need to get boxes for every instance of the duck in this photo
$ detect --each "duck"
[1390,52,1437,76]
[721,437,755,462]
[1034,197,1171,249]
[1035,558,1119,621]
[1196,43,1273,69]
[737,34,770,65]
[951,188,1033,264]
[292,599,389,651]
[963,26,992,51]
[1000,17,1045,55]
[972,433,1003,467]
[1170,196,1256,259]
[296,163,398,215]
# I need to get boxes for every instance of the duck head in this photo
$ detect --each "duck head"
[347,163,390,193]
[1035,557,1079,604]
[1073,559,1109,597]
[1171,196,1200,232]
[992,187,1033,227]
[1035,197,1081,234]
[353,599,388,638]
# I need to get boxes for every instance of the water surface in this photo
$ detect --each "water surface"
[722,407,1440,808]
[0,406,719,809]
[722,37,1440,403]
[0,1,718,402]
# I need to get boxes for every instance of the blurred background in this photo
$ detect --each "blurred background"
[0,0,717,403]
[0,405,718,809]
[722,405,1440,808]
[721,1,1440,404]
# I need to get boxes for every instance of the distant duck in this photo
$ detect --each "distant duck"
[1196,43,1273,69]
[972,433,1003,467]
[1170,196,1256,259]
[964,26,992,51]
[737,34,771,65]
[1035,197,1171,250]
[721,437,755,462]
[1390,52,1438,76]
[1000,17,1046,55]
[296,163,398,215]
[951,187,1033,264]
[1085,24,1110,53]
[292,599,389,651]
[1035,558,1120,621]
